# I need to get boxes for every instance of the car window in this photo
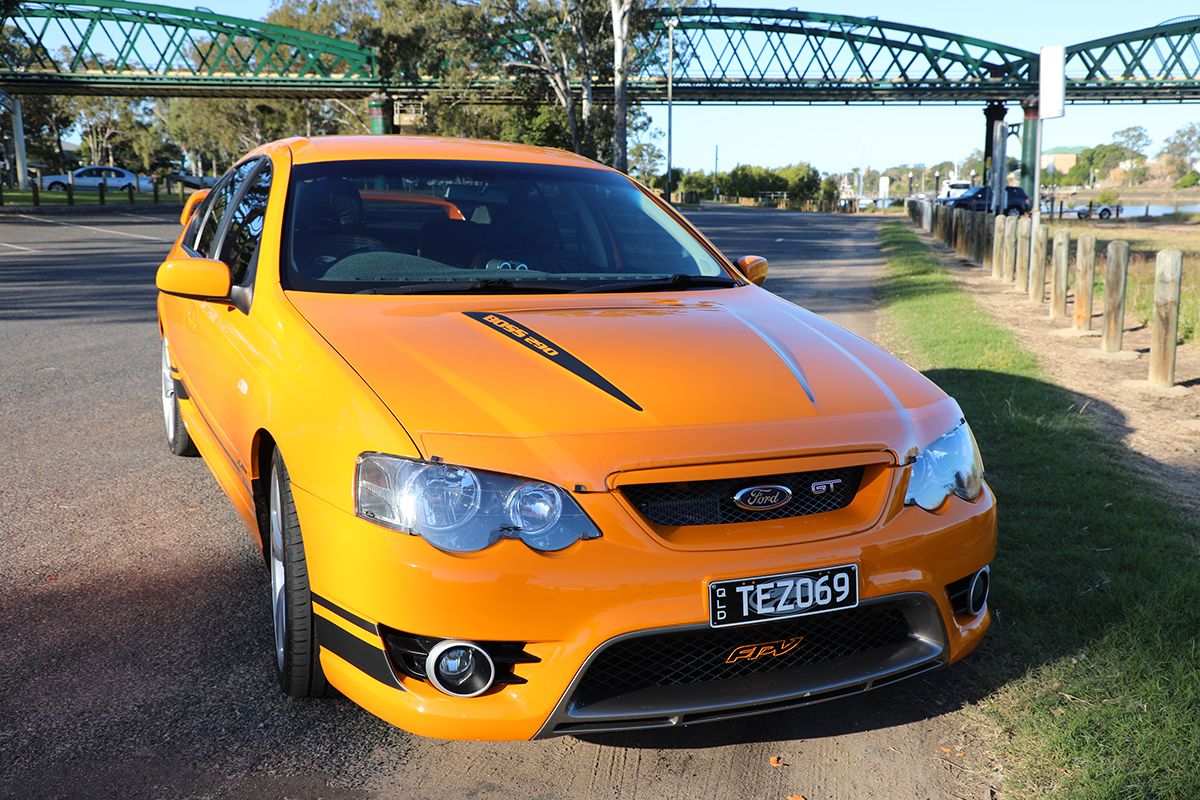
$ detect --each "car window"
[194,160,257,257]
[283,159,729,294]
[219,160,272,286]
[77,168,98,178]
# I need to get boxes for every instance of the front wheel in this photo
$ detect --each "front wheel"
[161,339,197,456]
[269,449,332,698]
[1099,208,1112,219]
[47,181,66,192]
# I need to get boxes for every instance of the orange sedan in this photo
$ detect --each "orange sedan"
[156,136,995,740]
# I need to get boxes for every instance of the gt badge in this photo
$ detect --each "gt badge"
[725,636,804,664]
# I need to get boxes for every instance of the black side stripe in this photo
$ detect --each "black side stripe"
[311,592,377,635]
[464,311,642,411]
[314,614,404,690]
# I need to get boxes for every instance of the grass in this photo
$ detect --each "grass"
[1051,218,1199,343]
[877,221,1200,800]
[0,188,186,208]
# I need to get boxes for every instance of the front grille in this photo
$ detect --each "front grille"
[572,604,911,708]
[621,466,864,527]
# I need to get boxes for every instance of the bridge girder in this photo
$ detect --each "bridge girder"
[4,4,1200,104]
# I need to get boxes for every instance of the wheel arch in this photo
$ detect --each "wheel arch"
[250,427,278,563]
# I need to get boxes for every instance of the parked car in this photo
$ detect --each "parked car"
[157,135,996,741]
[168,169,219,189]
[942,185,1030,215]
[1072,203,1117,219]
[938,180,972,200]
[41,166,154,193]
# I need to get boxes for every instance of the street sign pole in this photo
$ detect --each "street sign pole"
[666,17,676,203]
[1032,45,1065,234]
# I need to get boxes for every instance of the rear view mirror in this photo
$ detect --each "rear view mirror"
[736,255,769,286]
[180,188,211,226]
[156,257,231,301]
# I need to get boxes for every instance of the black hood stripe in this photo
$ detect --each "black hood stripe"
[464,311,643,411]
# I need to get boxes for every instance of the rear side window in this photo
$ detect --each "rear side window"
[220,161,272,286]
[194,160,257,257]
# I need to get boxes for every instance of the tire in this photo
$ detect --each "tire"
[47,181,66,192]
[160,339,197,457]
[1099,208,1112,219]
[268,448,333,698]
[1005,206,1021,217]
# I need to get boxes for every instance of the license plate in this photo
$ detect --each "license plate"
[708,564,859,628]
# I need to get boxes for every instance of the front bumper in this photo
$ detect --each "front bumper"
[293,481,996,741]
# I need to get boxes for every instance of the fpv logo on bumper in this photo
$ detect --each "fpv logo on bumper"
[725,636,804,664]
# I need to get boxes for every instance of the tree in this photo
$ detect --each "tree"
[819,176,839,205]
[1112,125,1150,157]
[609,0,633,172]
[1160,123,1200,178]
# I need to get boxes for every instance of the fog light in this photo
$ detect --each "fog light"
[425,640,495,698]
[967,566,990,615]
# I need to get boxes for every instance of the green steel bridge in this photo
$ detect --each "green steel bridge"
[5,1,1200,193]
[5,2,1200,104]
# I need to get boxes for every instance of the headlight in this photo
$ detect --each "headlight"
[355,453,601,553]
[904,423,985,511]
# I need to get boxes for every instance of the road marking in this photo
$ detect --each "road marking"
[15,214,171,242]
[0,241,39,254]
[113,211,176,222]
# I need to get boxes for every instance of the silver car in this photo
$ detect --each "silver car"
[42,166,154,193]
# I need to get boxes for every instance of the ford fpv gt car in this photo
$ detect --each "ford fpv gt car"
[156,136,996,740]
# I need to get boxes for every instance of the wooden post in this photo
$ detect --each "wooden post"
[1050,229,1070,320]
[1001,215,1018,283]
[1149,250,1183,387]
[1014,217,1031,291]
[126,184,135,204]
[99,180,106,205]
[1030,224,1049,302]
[31,180,40,206]
[1102,240,1130,352]
[153,180,160,204]
[991,215,1004,278]
[1073,233,1097,330]
[178,180,186,204]
[975,210,988,264]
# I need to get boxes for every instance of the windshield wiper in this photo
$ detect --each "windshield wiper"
[572,273,739,294]
[355,278,577,295]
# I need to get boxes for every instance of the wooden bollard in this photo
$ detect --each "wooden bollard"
[1014,217,1032,291]
[1050,229,1070,320]
[1149,250,1183,387]
[1073,233,1097,330]
[1030,224,1049,302]
[993,214,1003,280]
[1001,216,1018,283]
[1102,240,1130,352]
[975,210,988,264]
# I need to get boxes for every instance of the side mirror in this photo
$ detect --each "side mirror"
[736,255,769,286]
[156,257,231,301]
[179,188,210,226]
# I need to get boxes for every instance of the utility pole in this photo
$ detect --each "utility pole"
[666,17,676,203]
[713,144,718,198]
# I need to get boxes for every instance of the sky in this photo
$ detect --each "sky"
[67,0,1200,174]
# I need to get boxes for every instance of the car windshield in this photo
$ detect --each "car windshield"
[282,159,733,294]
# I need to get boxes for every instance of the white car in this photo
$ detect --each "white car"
[939,180,972,201]
[42,166,154,193]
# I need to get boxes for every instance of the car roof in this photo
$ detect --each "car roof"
[279,135,610,171]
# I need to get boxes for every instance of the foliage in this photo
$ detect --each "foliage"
[819,176,839,205]
[1096,187,1119,206]
[1175,170,1200,189]
[1111,125,1150,157]
[1064,143,1138,186]
[1159,122,1200,178]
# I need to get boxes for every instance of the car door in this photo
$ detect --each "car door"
[169,158,272,480]
[74,168,100,189]
[162,161,257,473]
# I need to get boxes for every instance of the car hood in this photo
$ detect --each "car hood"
[286,288,962,487]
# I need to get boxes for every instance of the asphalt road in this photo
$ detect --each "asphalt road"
[0,208,992,800]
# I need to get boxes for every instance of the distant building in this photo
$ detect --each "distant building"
[1041,146,1085,174]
